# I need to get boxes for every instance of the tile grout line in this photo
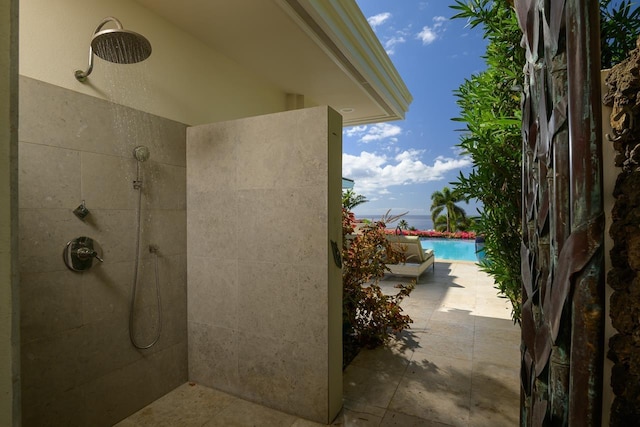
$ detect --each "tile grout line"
[381,339,423,425]
[468,295,479,424]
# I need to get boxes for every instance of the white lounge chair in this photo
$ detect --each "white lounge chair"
[385,235,435,279]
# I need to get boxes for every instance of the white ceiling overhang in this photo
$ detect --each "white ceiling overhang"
[133,0,412,126]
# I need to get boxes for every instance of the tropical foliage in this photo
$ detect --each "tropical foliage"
[389,229,476,240]
[450,0,524,322]
[601,0,640,69]
[449,0,640,323]
[342,188,368,211]
[430,187,468,233]
[342,209,414,361]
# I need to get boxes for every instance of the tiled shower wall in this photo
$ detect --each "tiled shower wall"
[19,77,188,426]
[186,106,343,424]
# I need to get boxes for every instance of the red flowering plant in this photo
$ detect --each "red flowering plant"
[385,229,476,239]
[342,209,414,359]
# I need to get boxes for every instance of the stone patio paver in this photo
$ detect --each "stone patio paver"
[117,261,520,426]
[342,261,521,426]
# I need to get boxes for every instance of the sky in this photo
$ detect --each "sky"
[346,1,489,218]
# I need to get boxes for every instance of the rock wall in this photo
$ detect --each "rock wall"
[603,36,640,425]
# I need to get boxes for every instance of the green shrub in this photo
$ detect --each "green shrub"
[451,0,524,322]
[449,0,640,324]
[601,0,640,69]
[341,209,414,356]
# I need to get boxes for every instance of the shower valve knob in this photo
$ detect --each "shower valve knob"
[63,236,104,272]
[77,247,103,262]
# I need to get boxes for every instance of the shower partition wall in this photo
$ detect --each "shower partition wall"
[186,106,343,424]
[19,77,342,425]
[18,76,188,426]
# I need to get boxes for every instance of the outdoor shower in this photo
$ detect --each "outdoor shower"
[75,16,151,82]
[73,16,158,348]
[130,146,162,349]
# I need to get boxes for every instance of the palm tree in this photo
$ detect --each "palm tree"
[342,189,368,211]
[430,187,467,233]
[398,219,409,230]
[433,214,449,232]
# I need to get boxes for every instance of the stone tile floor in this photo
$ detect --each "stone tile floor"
[116,261,520,426]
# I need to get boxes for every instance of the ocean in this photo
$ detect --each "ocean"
[357,214,433,231]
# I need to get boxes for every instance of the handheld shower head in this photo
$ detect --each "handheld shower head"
[133,146,150,162]
[75,17,151,82]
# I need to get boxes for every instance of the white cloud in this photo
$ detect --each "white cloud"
[417,26,438,44]
[395,148,424,162]
[343,150,472,196]
[343,123,402,144]
[367,12,391,28]
[433,16,447,25]
[344,125,367,138]
[343,151,388,177]
[416,16,448,45]
[384,36,406,55]
[360,123,402,143]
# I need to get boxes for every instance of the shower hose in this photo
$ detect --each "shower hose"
[129,161,162,349]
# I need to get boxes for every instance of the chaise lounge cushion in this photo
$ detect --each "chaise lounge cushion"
[385,235,435,279]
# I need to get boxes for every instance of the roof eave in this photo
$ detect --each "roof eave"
[277,0,413,126]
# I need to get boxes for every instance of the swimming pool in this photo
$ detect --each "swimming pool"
[419,238,481,262]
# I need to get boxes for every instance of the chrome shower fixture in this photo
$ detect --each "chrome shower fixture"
[133,145,150,162]
[132,146,150,190]
[73,200,90,220]
[75,16,152,82]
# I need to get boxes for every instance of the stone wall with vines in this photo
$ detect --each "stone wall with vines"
[603,36,640,425]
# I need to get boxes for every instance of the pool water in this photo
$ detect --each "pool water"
[419,238,480,262]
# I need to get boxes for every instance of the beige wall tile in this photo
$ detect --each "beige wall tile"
[146,119,187,167]
[82,260,133,324]
[235,109,328,190]
[140,209,186,257]
[20,270,84,343]
[21,386,87,427]
[19,77,188,163]
[20,328,85,406]
[187,256,237,330]
[19,142,82,209]
[19,77,188,424]
[19,208,92,273]
[19,208,139,273]
[141,162,186,210]
[19,76,120,153]
[81,152,137,210]
[186,125,237,191]
[186,106,342,424]
[188,322,239,394]
[237,331,327,421]
[187,191,239,260]
[161,254,187,303]
[79,316,141,384]
[236,187,326,264]
[83,345,183,427]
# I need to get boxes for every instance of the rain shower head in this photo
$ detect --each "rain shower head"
[75,17,151,82]
[92,29,151,64]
